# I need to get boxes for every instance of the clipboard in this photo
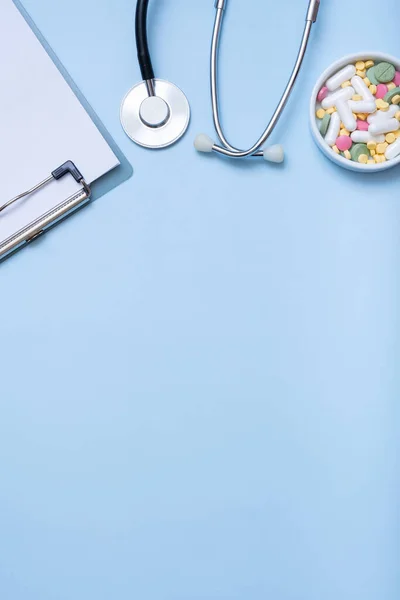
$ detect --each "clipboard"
[0,0,132,262]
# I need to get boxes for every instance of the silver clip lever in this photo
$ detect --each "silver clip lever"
[0,161,91,215]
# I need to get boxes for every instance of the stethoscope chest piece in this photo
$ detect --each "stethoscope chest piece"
[120,79,190,149]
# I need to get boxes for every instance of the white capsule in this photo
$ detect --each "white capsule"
[336,99,357,132]
[369,119,400,135]
[321,87,355,109]
[326,64,357,91]
[368,105,399,123]
[348,100,377,114]
[385,138,400,160]
[351,76,375,102]
[324,111,341,147]
[350,131,385,143]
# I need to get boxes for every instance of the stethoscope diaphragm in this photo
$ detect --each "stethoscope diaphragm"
[121,79,190,149]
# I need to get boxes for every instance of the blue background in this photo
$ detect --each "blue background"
[1,1,399,598]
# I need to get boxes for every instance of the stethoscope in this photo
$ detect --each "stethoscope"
[121,0,321,162]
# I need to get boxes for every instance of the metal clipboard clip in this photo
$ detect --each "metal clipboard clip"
[0,161,91,259]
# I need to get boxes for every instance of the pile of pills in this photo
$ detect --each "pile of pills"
[315,59,400,165]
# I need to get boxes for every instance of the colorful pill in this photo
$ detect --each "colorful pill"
[324,111,341,146]
[376,142,389,154]
[350,143,369,162]
[316,108,326,119]
[357,120,369,131]
[348,100,376,114]
[394,72,400,86]
[376,99,390,110]
[369,118,400,135]
[317,86,329,102]
[385,138,400,159]
[375,62,396,83]
[367,67,379,85]
[336,135,352,151]
[351,131,385,144]
[368,104,399,122]
[376,84,388,99]
[319,113,331,136]
[351,76,375,102]
[336,99,357,132]
[321,87,354,109]
[383,86,400,103]
[326,65,356,91]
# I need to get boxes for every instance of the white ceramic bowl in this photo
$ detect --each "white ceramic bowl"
[310,51,400,173]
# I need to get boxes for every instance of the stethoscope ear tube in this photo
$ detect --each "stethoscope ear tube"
[195,0,321,160]
[135,0,155,82]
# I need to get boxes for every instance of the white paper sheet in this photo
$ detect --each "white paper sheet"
[0,0,120,245]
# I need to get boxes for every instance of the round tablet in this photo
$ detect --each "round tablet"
[336,135,352,151]
[375,62,396,83]
[383,86,400,103]
[350,143,369,162]
[367,67,379,85]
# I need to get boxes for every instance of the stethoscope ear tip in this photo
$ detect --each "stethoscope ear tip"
[194,133,215,153]
[263,145,285,164]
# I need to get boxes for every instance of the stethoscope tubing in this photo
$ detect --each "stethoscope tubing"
[135,0,154,82]
[210,4,316,158]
